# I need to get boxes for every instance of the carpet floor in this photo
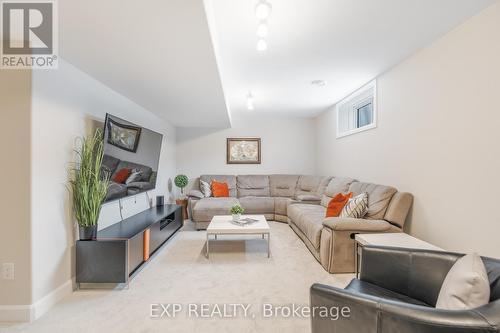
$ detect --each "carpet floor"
[2,221,354,333]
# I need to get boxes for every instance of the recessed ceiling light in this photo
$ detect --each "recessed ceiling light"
[256,22,269,38]
[256,39,267,52]
[246,92,254,110]
[255,1,272,20]
[311,80,327,87]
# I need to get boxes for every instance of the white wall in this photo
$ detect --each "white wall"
[315,2,500,258]
[30,60,177,312]
[176,112,316,185]
[0,70,32,318]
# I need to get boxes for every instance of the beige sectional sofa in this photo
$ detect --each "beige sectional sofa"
[188,174,413,273]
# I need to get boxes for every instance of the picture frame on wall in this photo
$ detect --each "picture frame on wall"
[106,117,142,153]
[226,138,261,164]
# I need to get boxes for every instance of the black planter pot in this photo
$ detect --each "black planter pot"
[79,225,97,241]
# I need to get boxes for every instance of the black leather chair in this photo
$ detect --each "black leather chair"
[310,246,500,333]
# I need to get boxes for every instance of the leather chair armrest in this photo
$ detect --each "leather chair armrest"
[322,217,394,232]
[379,300,498,332]
[310,283,379,333]
[310,283,498,333]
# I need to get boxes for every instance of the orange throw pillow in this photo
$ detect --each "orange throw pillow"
[113,168,131,184]
[211,180,229,197]
[326,192,353,217]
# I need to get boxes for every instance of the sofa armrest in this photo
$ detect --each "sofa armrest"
[322,217,395,232]
[187,189,204,199]
[310,283,498,333]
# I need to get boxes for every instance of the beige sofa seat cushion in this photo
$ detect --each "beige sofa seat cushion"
[321,177,357,207]
[200,175,237,197]
[239,196,275,214]
[348,182,397,220]
[274,197,295,216]
[237,175,270,197]
[192,197,240,222]
[269,175,299,197]
[288,204,327,249]
[322,217,401,232]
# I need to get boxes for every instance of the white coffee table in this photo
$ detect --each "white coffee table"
[206,215,270,258]
[354,233,443,277]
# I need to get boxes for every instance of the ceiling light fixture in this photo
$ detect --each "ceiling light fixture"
[255,0,272,20]
[256,39,267,52]
[246,92,255,110]
[311,79,327,87]
[256,22,268,38]
[254,1,271,52]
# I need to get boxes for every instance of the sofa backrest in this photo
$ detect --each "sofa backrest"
[320,177,357,207]
[349,182,397,221]
[200,175,237,197]
[237,175,270,197]
[269,175,300,197]
[295,176,332,199]
[102,154,120,174]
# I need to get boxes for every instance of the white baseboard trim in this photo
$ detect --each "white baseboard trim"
[0,305,33,322]
[32,279,74,320]
[0,279,74,323]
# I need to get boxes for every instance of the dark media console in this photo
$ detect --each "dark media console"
[76,204,182,285]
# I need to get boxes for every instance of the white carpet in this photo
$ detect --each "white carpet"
[3,221,353,333]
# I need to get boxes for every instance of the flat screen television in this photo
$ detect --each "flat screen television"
[102,113,163,203]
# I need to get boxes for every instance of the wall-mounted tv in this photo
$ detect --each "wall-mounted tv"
[102,113,163,203]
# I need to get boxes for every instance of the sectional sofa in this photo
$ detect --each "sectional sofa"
[188,174,413,273]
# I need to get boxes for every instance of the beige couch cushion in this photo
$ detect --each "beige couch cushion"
[317,176,333,196]
[239,196,275,214]
[200,175,237,197]
[192,197,239,222]
[321,177,357,207]
[295,176,331,199]
[349,182,397,220]
[269,175,299,197]
[237,175,270,197]
[274,197,294,216]
[288,204,326,249]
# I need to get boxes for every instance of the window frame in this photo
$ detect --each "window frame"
[336,80,377,139]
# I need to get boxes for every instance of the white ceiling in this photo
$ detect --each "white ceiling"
[205,0,496,117]
[59,0,496,127]
[59,0,230,128]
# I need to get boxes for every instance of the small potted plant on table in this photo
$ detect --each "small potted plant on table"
[230,204,244,222]
[174,174,189,220]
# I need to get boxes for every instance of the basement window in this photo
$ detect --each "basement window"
[336,80,377,138]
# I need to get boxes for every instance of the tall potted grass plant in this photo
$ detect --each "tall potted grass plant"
[69,129,109,240]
